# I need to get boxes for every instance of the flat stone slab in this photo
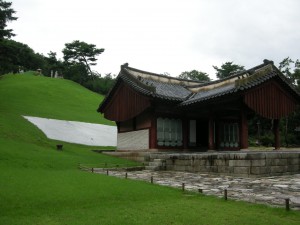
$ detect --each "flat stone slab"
[95,169,300,210]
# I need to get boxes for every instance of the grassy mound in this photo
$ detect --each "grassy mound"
[0,72,113,124]
[0,73,299,225]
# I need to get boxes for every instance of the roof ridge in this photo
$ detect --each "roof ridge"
[124,66,205,85]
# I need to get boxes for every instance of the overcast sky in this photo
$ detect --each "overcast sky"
[9,0,300,79]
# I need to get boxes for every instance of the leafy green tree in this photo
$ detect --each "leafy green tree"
[62,63,89,85]
[47,51,58,66]
[213,62,244,79]
[62,40,104,76]
[0,39,47,74]
[44,51,64,76]
[0,0,17,39]
[178,70,210,82]
[274,57,300,146]
[294,60,300,88]
[84,73,115,95]
[279,57,300,87]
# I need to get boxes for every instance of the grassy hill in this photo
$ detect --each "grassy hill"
[0,72,114,124]
[0,73,299,225]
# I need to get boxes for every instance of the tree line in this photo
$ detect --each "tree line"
[0,1,114,95]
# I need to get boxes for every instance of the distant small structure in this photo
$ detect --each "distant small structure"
[18,66,24,73]
[50,70,63,79]
[55,71,63,79]
[36,69,42,75]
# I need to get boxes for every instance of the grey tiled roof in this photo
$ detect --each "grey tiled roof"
[140,78,192,100]
[98,60,300,112]
[182,83,237,106]
[120,66,199,101]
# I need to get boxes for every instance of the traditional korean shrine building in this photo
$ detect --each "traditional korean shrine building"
[98,60,300,151]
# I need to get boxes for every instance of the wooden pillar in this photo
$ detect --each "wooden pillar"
[273,119,280,150]
[149,115,157,149]
[208,116,215,150]
[240,108,248,150]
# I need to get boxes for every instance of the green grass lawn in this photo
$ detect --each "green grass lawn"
[0,73,299,225]
[0,72,114,125]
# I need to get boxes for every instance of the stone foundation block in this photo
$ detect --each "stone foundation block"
[281,153,299,159]
[177,155,189,160]
[197,166,209,172]
[266,159,287,166]
[217,166,231,173]
[205,166,218,173]
[233,166,250,174]
[165,159,174,165]
[251,159,266,167]
[176,160,190,166]
[214,159,228,166]
[196,160,207,166]
[270,166,288,173]
[287,158,300,165]
[232,153,248,160]
[246,153,266,160]
[185,166,192,172]
[250,166,269,175]
[287,165,299,172]
[229,160,251,167]
[150,151,300,177]
[166,165,174,170]
[266,153,282,159]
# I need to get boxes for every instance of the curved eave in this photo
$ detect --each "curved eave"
[98,69,184,114]
[180,69,300,108]
[97,76,122,113]
[125,69,192,102]
[179,88,239,107]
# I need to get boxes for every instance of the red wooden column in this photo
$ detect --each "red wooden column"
[149,115,157,149]
[240,108,248,150]
[208,116,215,150]
[273,119,280,150]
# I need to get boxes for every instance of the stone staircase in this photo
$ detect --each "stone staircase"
[101,151,169,171]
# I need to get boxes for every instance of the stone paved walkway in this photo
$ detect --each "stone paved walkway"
[95,169,300,210]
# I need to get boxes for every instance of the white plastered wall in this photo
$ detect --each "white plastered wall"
[117,129,149,150]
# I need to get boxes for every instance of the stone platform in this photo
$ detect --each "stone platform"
[148,151,300,177]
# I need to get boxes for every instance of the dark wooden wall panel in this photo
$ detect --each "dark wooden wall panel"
[103,83,151,122]
[136,111,152,130]
[245,80,296,119]
[119,119,134,132]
